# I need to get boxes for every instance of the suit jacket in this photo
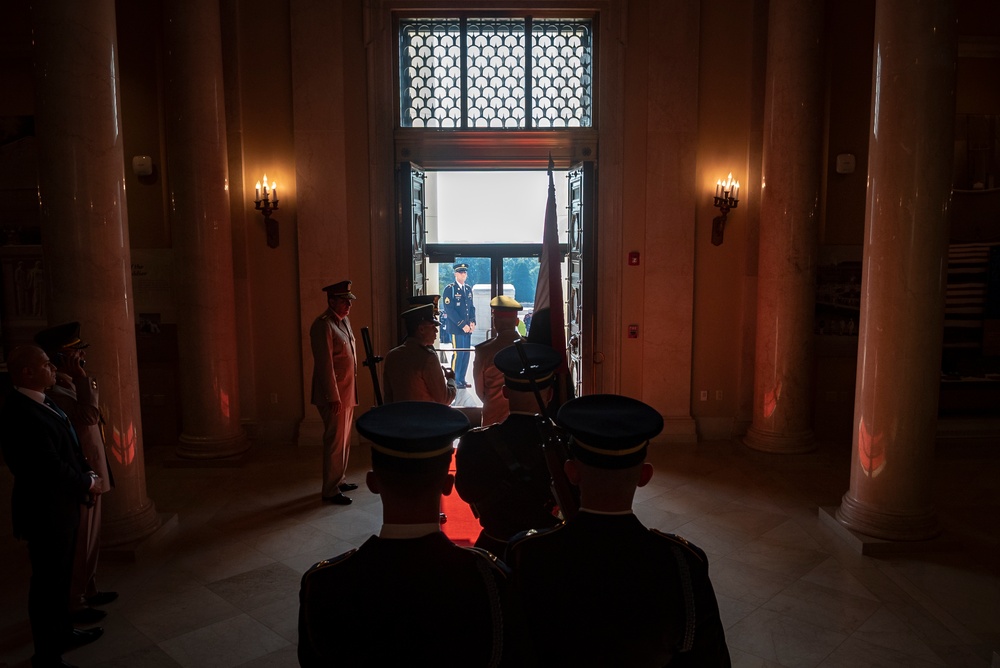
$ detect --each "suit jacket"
[298,531,511,667]
[0,390,93,540]
[507,511,731,667]
[310,309,358,407]
[48,375,112,493]
[472,328,522,426]
[382,338,456,405]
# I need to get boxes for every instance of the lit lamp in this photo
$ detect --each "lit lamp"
[254,173,280,248]
[712,172,739,246]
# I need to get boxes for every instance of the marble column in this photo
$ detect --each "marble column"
[163,0,247,459]
[30,0,160,545]
[744,0,825,454]
[836,0,956,541]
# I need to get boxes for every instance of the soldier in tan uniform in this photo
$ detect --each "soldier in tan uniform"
[382,304,457,405]
[472,295,522,426]
[309,281,358,505]
[34,322,118,624]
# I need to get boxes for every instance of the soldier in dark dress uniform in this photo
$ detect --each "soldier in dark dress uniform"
[506,394,731,667]
[298,401,519,667]
[455,343,561,557]
[443,262,476,388]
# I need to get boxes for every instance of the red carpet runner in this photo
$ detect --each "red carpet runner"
[441,463,480,546]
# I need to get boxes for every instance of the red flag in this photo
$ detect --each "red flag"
[533,158,569,376]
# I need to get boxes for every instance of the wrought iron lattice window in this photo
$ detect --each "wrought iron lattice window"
[399,17,593,129]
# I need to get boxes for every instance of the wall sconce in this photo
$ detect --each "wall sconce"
[712,172,740,246]
[254,174,280,248]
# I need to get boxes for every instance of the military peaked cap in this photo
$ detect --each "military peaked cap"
[356,402,470,470]
[323,280,356,299]
[400,303,439,325]
[490,295,522,311]
[453,262,469,272]
[34,322,90,353]
[494,342,560,392]
[557,394,664,469]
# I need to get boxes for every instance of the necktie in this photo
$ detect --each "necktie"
[44,396,66,419]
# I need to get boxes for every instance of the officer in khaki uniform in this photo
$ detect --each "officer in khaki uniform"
[297,401,519,667]
[472,295,522,426]
[382,304,457,405]
[506,394,731,666]
[309,280,358,505]
[456,343,561,557]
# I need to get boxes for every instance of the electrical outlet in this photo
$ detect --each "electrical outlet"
[715,390,723,401]
[699,390,708,401]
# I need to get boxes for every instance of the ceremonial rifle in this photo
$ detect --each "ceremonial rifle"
[360,327,383,406]
[513,339,580,520]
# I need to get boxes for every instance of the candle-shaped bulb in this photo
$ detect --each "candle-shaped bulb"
[255,181,261,201]
[715,180,722,198]
[733,181,740,200]
[271,181,277,201]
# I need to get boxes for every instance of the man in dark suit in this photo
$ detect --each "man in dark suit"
[309,280,359,505]
[0,345,104,668]
[34,322,118,624]
[298,401,520,667]
[456,342,561,557]
[506,394,731,667]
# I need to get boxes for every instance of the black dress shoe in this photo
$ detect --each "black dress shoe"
[64,626,103,650]
[85,591,119,607]
[71,607,107,624]
[322,493,353,505]
[338,482,358,492]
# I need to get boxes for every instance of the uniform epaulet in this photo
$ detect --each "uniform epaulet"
[508,523,564,550]
[319,313,332,321]
[304,548,357,576]
[466,425,491,434]
[651,530,706,563]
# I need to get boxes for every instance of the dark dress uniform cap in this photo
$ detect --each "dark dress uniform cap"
[356,401,470,464]
[407,294,441,308]
[34,322,90,353]
[322,280,356,299]
[557,394,664,469]
[494,343,560,392]
[400,303,439,325]
[489,295,522,311]
[453,262,469,272]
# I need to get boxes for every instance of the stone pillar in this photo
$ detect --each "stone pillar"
[31,0,160,545]
[163,0,247,459]
[744,0,825,454]
[836,0,956,541]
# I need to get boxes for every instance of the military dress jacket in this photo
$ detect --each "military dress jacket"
[48,375,113,494]
[506,511,731,667]
[382,338,456,404]
[443,281,476,332]
[309,309,357,407]
[298,531,511,667]
[0,390,93,540]
[455,413,559,552]
[472,328,522,426]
